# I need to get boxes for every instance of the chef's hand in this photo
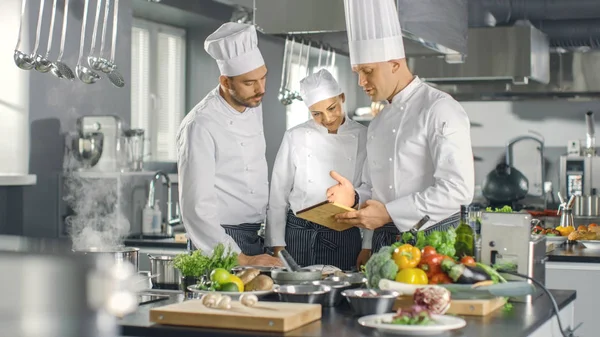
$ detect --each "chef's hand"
[238,253,283,267]
[326,171,356,208]
[356,249,371,270]
[335,200,392,230]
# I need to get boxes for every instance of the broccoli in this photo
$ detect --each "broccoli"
[364,246,397,288]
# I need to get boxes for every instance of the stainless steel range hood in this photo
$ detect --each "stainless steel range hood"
[213,0,468,60]
[429,51,600,101]
[408,24,550,85]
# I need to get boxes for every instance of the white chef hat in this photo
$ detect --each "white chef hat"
[299,69,343,108]
[204,22,265,77]
[343,0,405,66]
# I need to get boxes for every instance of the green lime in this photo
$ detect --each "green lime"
[220,282,239,292]
[210,268,231,284]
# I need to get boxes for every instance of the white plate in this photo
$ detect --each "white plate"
[579,240,600,249]
[544,236,568,243]
[186,285,274,299]
[358,313,467,336]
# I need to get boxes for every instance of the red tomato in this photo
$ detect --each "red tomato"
[422,246,437,257]
[460,256,476,267]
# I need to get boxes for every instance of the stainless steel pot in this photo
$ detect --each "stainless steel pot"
[147,254,181,289]
[72,247,139,271]
[573,195,599,217]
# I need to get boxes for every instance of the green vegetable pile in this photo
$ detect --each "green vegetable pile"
[400,227,457,257]
[364,246,399,288]
[485,205,513,213]
[173,243,238,277]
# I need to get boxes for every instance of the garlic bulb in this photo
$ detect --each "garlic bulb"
[216,295,232,309]
[201,293,222,307]
[239,293,258,307]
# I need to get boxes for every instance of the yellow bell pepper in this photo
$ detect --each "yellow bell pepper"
[395,268,429,285]
[392,244,422,269]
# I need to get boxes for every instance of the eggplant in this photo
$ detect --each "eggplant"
[441,259,492,284]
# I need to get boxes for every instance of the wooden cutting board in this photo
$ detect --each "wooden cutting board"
[149,300,321,332]
[394,296,507,316]
[296,201,356,231]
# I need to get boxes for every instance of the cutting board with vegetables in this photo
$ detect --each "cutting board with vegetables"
[149,300,321,332]
[394,296,507,316]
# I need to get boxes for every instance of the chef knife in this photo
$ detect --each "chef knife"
[405,215,431,246]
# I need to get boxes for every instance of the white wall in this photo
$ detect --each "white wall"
[0,0,30,174]
[462,100,600,148]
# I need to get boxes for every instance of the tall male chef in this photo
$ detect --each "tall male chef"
[177,22,281,266]
[327,0,475,253]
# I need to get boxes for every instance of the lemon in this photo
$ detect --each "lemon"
[227,275,244,292]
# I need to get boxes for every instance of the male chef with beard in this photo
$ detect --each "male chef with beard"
[177,22,281,266]
[327,0,475,254]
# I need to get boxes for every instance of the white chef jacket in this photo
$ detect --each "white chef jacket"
[265,118,373,248]
[356,76,475,235]
[176,86,269,253]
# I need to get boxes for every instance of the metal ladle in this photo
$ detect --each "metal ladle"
[102,0,125,88]
[87,0,104,70]
[14,0,35,70]
[33,0,53,73]
[88,0,110,71]
[50,0,75,80]
[76,0,101,84]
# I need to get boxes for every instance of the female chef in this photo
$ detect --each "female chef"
[265,69,371,271]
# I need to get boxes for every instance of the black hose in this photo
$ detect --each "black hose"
[497,270,578,337]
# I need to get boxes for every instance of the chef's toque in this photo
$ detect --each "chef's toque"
[204,22,265,76]
[299,69,343,108]
[343,0,405,66]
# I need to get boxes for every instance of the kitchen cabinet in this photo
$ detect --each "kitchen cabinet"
[545,261,599,337]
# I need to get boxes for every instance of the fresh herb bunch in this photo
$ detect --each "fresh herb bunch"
[485,205,513,213]
[173,243,238,277]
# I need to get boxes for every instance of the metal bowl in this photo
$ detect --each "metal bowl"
[271,268,323,285]
[273,284,332,304]
[304,280,352,307]
[341,289,400,316]
[72,246,139,271]
[72,132,104,169]
[231,265,284,278]
[325,272,367,289]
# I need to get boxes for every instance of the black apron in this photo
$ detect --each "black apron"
[371,213,461,253]
[221,223,264,256]
[284,210,362,271]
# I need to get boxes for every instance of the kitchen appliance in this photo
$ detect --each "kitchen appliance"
[559,156,600,199]
[124,129,145,171]
[480,212,546,303]
[77,116,123,172]
[147,254,181,290]
[72,132,104,170]
[482,163,529,208]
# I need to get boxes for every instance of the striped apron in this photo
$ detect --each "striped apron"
[372,223,401,253]
[221,223,264,256]
[284,210,362,271]
[371,213,461,253]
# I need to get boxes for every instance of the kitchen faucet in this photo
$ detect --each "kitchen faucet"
[147,171,181,236]
[506,135,546,208]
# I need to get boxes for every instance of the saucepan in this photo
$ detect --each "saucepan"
[147,254,180,289]
[73,246,139,271]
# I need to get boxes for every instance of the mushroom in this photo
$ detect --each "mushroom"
[239,293,259,307]
[216,295,232,309]
[201,293,222,307]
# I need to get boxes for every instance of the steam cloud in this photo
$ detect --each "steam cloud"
[64,175,131,251]
[63,134,131,251]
